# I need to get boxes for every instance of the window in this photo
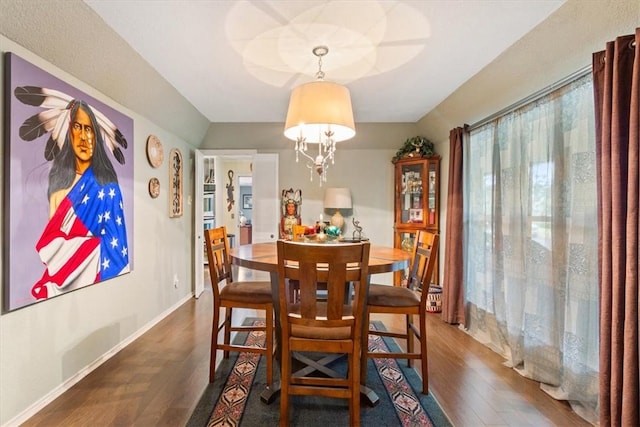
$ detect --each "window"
[463,73,599,420]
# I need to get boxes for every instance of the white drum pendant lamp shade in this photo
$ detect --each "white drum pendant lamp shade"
[284,80,355,143]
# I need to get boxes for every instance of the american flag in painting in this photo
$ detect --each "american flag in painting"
[31,167,129,300]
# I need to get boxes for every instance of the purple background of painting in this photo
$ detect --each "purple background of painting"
[5,53,134,311]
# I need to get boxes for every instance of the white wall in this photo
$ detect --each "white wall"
[417,1,640,141]
[219,159,252,240]
[0,38,195,425]
[276,147,398,247]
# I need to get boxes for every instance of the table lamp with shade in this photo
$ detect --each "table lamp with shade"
[323,187,352,230]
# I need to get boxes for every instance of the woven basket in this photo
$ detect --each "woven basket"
[426,285,442,313]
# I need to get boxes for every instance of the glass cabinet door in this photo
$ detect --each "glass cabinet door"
[426,161,437,227]
[393,156,440,285]
[398,161,426,226]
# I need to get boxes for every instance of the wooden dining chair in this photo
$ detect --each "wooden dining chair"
[276,240,371,427]
[361,230,439,394]
[288,225,313,302]
[204,226,274,388]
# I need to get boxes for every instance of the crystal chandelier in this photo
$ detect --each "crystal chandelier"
[284,46,355,185]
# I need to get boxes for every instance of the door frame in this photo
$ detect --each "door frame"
[194,150,279,298]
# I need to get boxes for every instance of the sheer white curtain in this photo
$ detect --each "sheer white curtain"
[463,74,599,423]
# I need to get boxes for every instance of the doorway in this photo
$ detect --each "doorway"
[194,150,279,297]
[238,175,252,244]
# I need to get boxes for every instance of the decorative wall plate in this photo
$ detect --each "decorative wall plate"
[148,177,160,198]
[146,135,164,168]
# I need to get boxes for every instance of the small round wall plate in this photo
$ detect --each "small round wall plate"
[148,177,160,198]
[146,135,164,168]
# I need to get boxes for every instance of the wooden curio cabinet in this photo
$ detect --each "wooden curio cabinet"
[393,156,440,285]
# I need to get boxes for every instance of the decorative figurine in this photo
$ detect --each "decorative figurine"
[352,217,363,240]
[226,170,234,211]
[325,225,340,238]
[280,188,302,239]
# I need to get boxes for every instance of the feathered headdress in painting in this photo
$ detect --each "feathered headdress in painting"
[14,86,128,164]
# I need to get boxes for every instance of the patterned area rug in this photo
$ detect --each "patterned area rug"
[188,318,452,427]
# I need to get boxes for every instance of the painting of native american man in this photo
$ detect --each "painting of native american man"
[3,52,134,311]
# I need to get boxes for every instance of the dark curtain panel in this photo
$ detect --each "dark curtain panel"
[441,127,466,324]
[593,28,639,427]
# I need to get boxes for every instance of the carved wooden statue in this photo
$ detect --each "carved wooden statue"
[280,188,302,239]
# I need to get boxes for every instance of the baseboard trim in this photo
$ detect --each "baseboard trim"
[2,294,193,427]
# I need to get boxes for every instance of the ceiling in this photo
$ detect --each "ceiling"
[84,0,565,124]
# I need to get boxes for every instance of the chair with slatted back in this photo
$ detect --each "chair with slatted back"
[288,224,309,302]
[204,226,274,388]
[276,240,371,427]
[361,230,439,394]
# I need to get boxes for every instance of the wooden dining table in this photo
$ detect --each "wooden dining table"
[229,240,411,406]
[231,241,410,276]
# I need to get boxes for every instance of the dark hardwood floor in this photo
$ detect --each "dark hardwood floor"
[22,269,590,426]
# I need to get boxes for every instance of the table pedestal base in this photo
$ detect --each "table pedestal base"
[260,352,380,407]
[261,385,379,406]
